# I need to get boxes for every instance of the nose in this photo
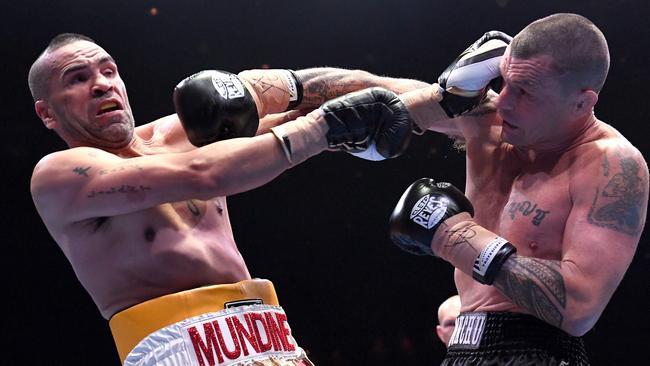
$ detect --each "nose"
[92,73,113,98]
[495,85,514,112]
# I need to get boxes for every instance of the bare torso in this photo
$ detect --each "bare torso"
[38,116,251,319]
[458,116,622,314]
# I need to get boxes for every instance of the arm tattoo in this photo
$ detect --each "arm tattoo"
[303,76,370,108]
[98,165,144,176]
[588,153,645,236]
[73,166,91,177]
[87,185,152,198]
[296,69,373,108]
[494,256,565,327]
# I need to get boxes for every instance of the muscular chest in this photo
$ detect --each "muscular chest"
[150,197,227,230]
[469,164,572,258]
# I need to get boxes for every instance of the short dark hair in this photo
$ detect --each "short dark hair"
[28,33,96,101]
[511,13,610,93]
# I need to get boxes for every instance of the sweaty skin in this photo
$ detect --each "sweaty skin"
[401,46,648,336]
[30,40,430,319]
[29,41,319,319]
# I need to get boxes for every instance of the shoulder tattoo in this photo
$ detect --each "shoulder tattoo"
[587,151,646,236]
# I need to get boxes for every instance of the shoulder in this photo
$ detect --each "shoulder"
[30,147,118,204]
[32,147,117,180]
[135,114,188,145]
[568,124,648,237]
[569,123,647,179]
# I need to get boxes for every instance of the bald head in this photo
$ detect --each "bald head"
[511,13,610,93]
[28,33,96,102]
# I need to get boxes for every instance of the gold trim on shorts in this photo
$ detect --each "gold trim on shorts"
[109,279,280,363]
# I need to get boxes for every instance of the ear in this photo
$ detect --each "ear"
[574,89,598,117]
[35,100,57,130]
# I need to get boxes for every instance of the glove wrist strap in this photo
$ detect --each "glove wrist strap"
[284,69,303,111]
[270,109,328,166]
[472,237,517,285]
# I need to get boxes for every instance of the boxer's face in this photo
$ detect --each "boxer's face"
[38,40,135,148]
[496,46,576,149]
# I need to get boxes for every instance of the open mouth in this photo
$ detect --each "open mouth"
[97,101,122,116]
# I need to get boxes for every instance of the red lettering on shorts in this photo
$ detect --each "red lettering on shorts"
[264,312,284,351]
[188,323,224,366]
[274,312,296,351]
[249,312,272,352]
[232,314,260,356]
[216,318,241,360]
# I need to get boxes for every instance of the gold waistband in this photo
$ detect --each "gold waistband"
[109,279,279,363]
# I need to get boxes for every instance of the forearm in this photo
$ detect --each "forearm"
[434,216,596,335]
[492,256,567,329]
[493,255,606,336]
[399,85,457,135]
[189,111,328,197]
[296,68,430,109]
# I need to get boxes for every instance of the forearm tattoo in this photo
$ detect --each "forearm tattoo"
[87,185,152,198]
[588,151,646,236]
[494,256,566,327]
[298,70,371,108]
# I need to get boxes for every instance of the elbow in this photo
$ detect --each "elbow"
[561,316,596,337]
[186,155,227,199]
[560,302,603,336]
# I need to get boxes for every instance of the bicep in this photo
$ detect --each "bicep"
[31,148,205,224]
[561,150,648,310]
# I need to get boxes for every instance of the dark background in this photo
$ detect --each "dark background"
[4,0,650,364]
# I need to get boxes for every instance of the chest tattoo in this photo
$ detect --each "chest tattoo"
[507,200,550,226]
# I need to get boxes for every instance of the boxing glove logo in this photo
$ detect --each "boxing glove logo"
[410,194,448,229]
[211,71,246,99]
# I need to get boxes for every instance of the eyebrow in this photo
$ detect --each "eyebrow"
[60,55,116,80]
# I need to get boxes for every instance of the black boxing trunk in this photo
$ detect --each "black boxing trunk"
[441,312,589,366]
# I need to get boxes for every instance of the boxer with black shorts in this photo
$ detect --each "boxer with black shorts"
[385,13,648,365]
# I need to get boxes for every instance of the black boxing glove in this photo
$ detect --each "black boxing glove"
[389,178,517,285]
[320,87,414,159]
[173,70,259,146]
[389,178,474,256]
[438,31,512,117]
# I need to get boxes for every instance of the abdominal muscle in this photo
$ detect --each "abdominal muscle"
[61,197,251,319]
